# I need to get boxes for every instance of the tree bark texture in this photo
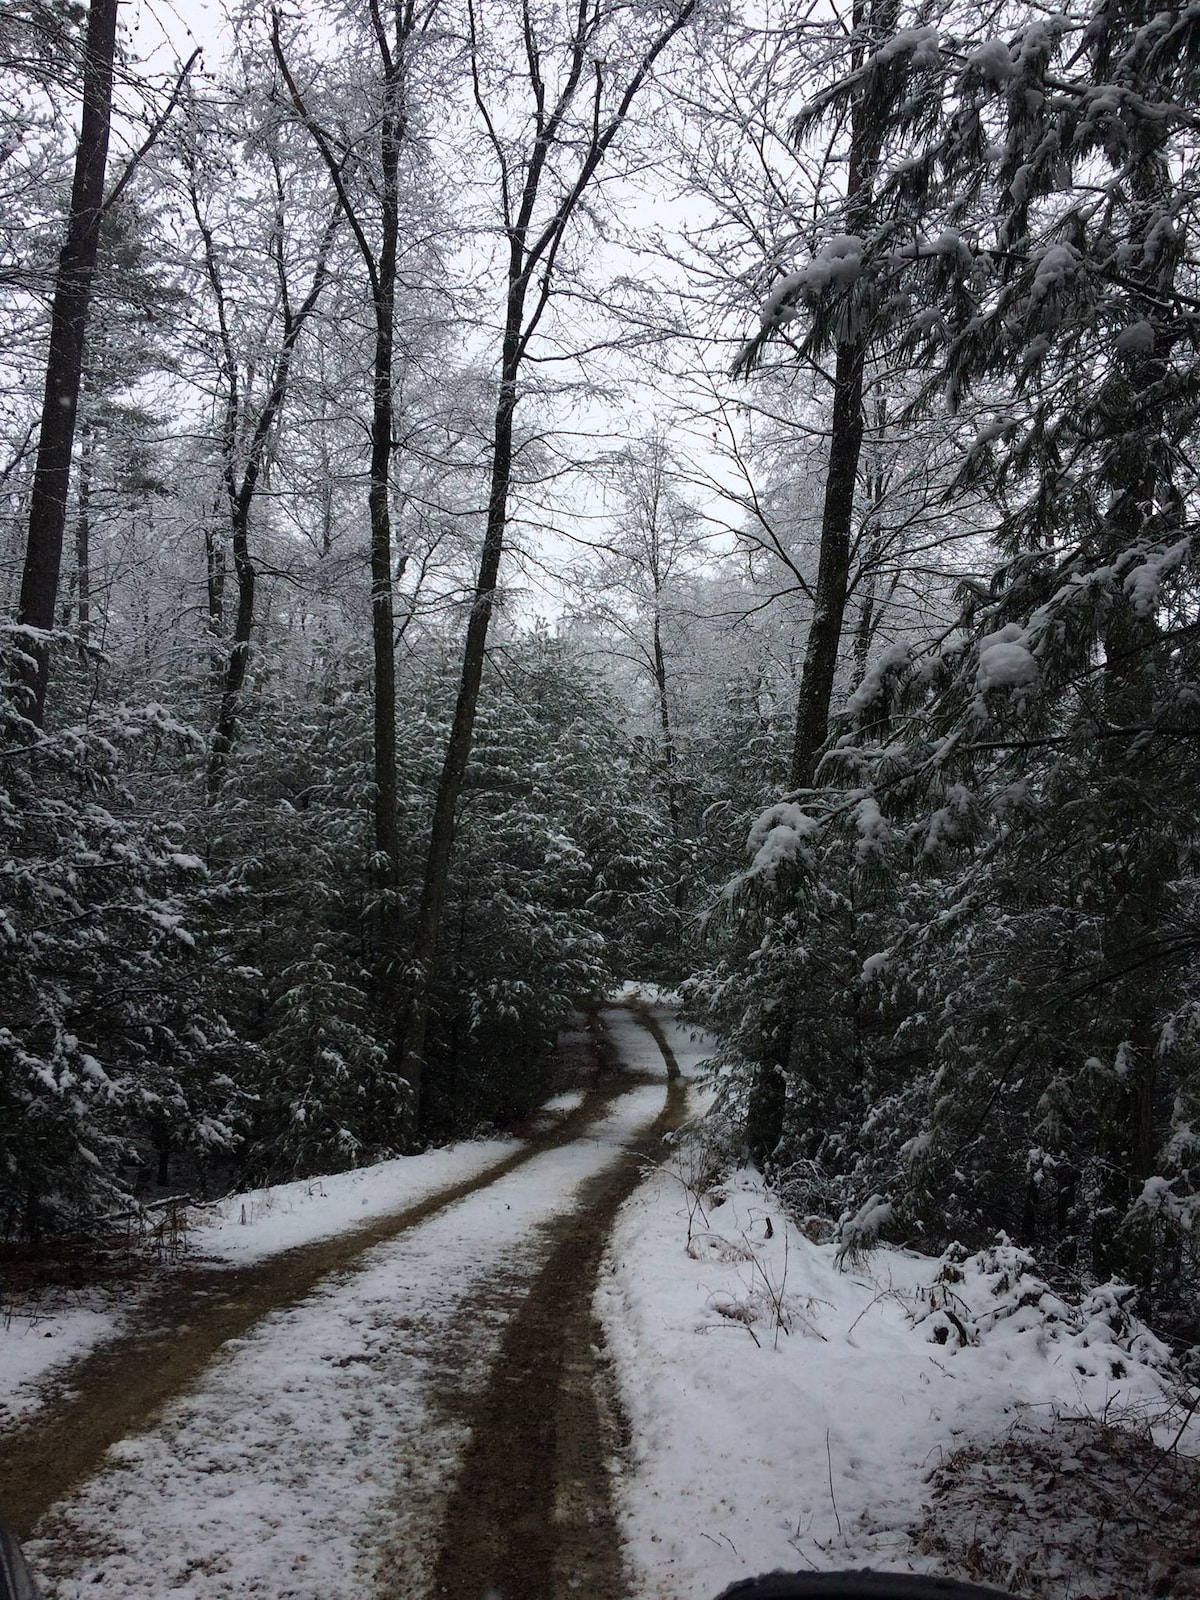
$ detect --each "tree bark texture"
[367,98,403,951]
[205,495,227,688]
[15,0,119,724]
[752,0,893,1169]
[403,346,521,1126]
[790,338,866,787]
[786,0,893,789]
[1092,591,1166,1286]
[74,421,93,645]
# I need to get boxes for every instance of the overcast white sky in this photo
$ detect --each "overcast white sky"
[124,0,228,72]
[105,0,763,622]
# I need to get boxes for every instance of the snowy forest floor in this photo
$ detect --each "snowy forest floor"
[0,997,1198,1600]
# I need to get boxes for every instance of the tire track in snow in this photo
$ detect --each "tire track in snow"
[0,1034,640,1544]
[19,1008,679,1600]
[425,1004,688,1600]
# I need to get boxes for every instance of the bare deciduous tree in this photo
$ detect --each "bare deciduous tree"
[184,128,342,798]
[14,5,196,722]
[400,0,699,1126]
[274,0,439,1050]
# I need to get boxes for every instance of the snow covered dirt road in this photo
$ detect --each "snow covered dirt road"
[3,1006,685,1600]
[431,1062,684,1600]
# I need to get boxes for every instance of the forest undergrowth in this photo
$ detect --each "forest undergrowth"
[6,0,1200,1540]
[632,1113,1200,1599]
[918,1414,1200,1600]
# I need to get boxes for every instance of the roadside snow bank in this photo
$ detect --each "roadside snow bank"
[186,1132,519,1264]
[598,1163,1186,1600]
[0,1296,129,1431]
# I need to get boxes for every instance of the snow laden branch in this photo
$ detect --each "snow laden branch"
[398,0,699,1126]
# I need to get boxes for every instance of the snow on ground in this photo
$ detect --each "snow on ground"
[0,1137,520,1429]
[598,1160,1188,1600]
[13,997,1192,1600]
[1,1004,665,1433]
[29,1082,670,1600]
[651,1007,714,1083]
[604,1005,668,1072]
[607,994,712,1080]
[541,1090,587,1113]
[186,1131,520,1264]
[616,983,718,1092]
[1,1104,582,1425]
[657,1015,713,1082]
[0,1294,129,1431]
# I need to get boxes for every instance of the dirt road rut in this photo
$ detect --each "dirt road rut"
[428,1060,685,1600]
[2,1006,688,1600]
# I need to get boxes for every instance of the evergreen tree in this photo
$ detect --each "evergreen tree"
[0,635,242,1235]
[414,631,674,1136]
[725,0,1200,1322]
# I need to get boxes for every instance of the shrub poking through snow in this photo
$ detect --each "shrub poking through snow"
[834,1192,894,1268]
[912,1237,1175,1381]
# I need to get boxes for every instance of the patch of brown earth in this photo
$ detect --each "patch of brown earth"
[426,1018,688,1600]
[0,1032,639,1544]
[915,1413,1200,1598]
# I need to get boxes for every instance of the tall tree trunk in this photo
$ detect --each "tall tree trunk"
[205,497,226,689]
[790,339,866,787]
[74,420,93,645]
[206,501,256,800]
[272,14,405,1065]
[1088,149,1179,1294]
[367,77,402,961]
[787,0,892,788]
[401,329,522,1123]
[652,603,689,925]
[1092,588,1165,1285]
[653,609,679,827]
[639,455,679,822]
[750,0,893,1166]
[14,0,118,724]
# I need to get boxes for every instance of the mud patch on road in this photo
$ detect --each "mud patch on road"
[0,1066,635,1543]
[425,1014,687,1600]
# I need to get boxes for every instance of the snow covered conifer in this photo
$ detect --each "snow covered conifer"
[0,636,241,1234]
[725,0,1200,1314]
